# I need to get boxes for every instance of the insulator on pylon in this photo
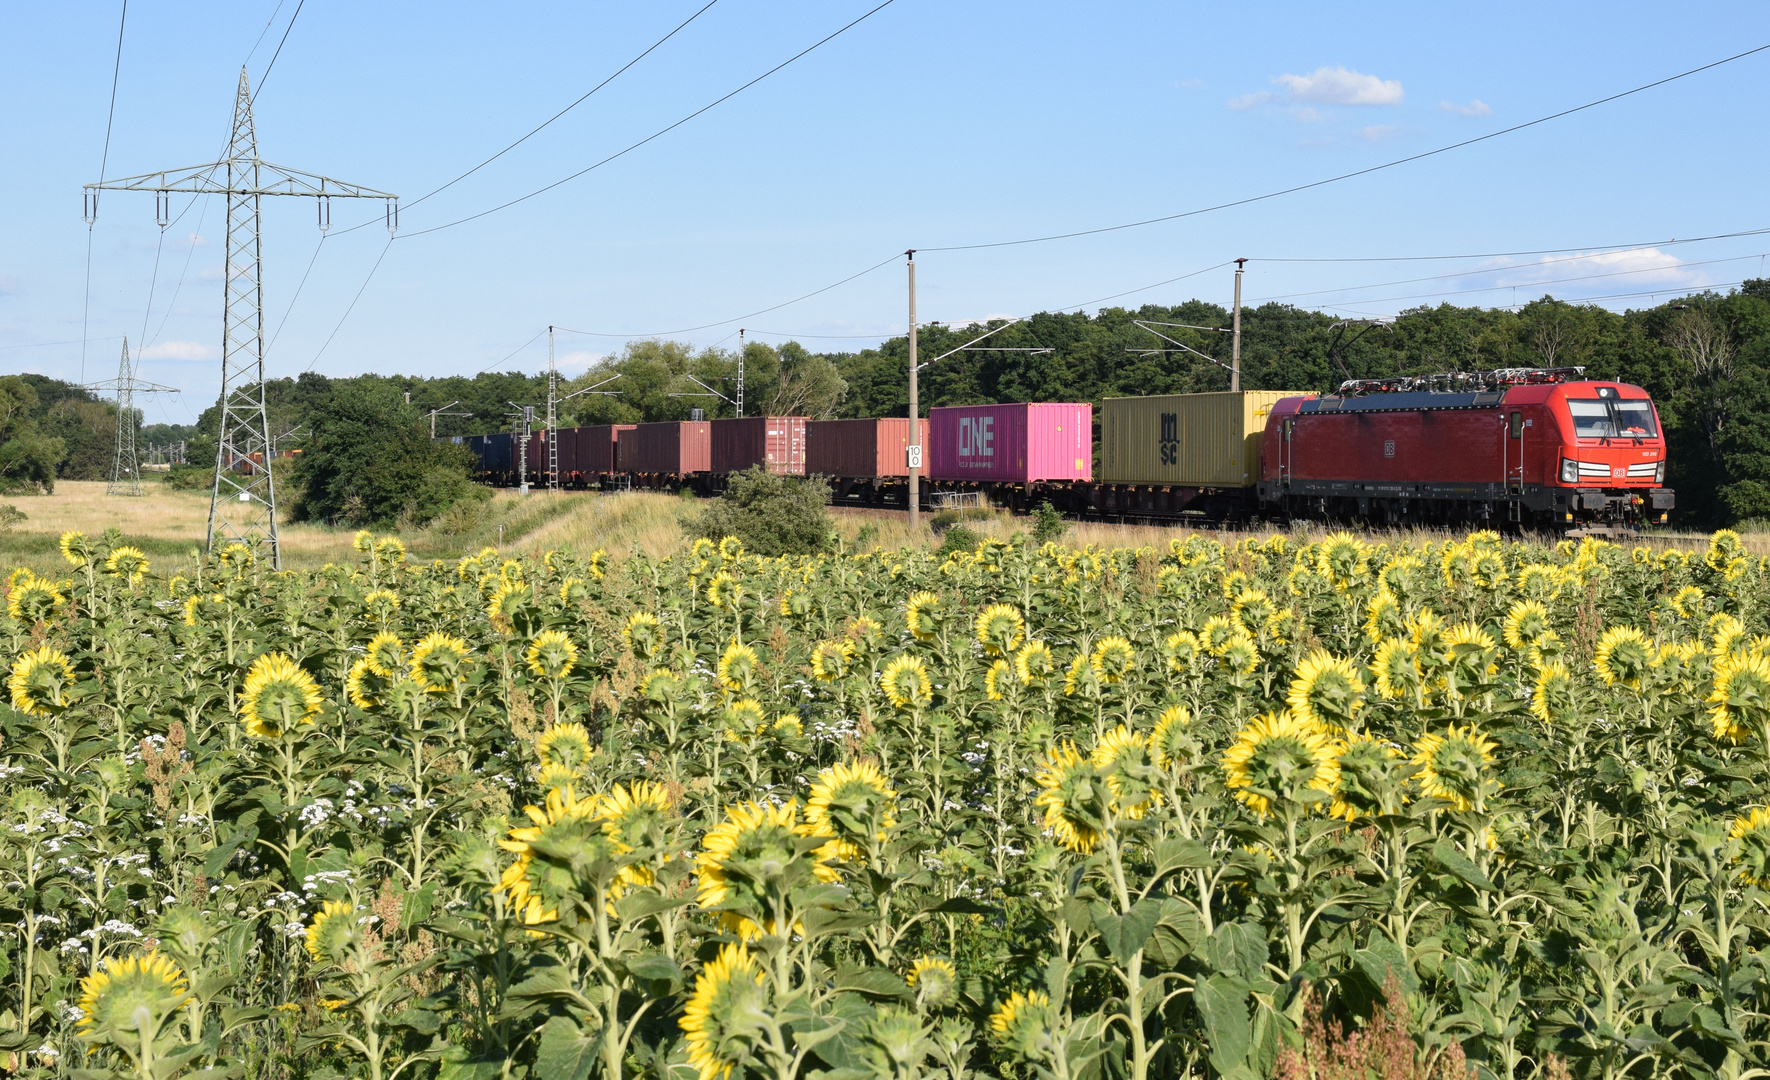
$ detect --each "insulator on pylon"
[318,196,331,232]
[83,189,97,224]
[155,191,169,226]
[385,198,399,234]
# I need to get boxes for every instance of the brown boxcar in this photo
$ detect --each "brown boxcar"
[711,416,807,475]
[806,417,928,478]
[578,424,635,476]
[618,421,712,475]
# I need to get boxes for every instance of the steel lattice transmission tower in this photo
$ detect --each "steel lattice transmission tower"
[86,338,178,496]
[85,69,397,566]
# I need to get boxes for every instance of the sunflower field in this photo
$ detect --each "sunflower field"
[4,524,1770,1080]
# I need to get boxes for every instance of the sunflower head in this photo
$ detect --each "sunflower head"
[1221,712,1339,819]
[1219,634,1260,677]
[487,583,531,634]
[905,591,944,641]
[1033,742,1110,852]
[1709,652,1770,744]
[237,653,323,739]
[780,588,815,620]
[558,577,590,605]
[411,632,472,694]
[1089,636,1136,685]
[372,535,406,566]
[103,545,150,585]
[907,957,958,1008]
[975,604,1026,657]
[695,800,838,940]
[497,786,615,925]
[352,530,375,554]
[361,589,400,623]
[720,700,769,745]
[1199,615,1240,656]
[304,900,360,966]
[880,654,932,711]
[1363,591,1405,644]
[74,950,190,1043]
[1515,563,1561,602]
[1371,638,1421,701]
[1286,650,1365,730]
[1407,610,1447,668]
[59,531,94,568]
[680,943,769,1080]
[716,640,759,694]
[364,631,406,678]
[805,761,898,862]
[1316,532,1368,590]
[718,536,745,562]
[7,646,74,716]
[1014,641,1055,685]
[536,722,595,772]
[1730,808,1770,888]
[1161,631,1202,675]
[345,657,389,711]
[525,629,580,680]
[1090,727,1161,819]
[623,612,662,661]
[705,570,742,611]
[1411,725,1498,813]
[1531,661,1577,725]
[810,639,855,683]
[989,990,1057,1063]
[599,781,676,852]
[1331,735,1409,821]
[1150,704,1197,769]
[1593,625,1652,690]
[1502,599,1551,649]
[1668,585,1706,620]
[6,574,64,625]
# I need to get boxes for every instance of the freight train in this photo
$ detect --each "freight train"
[454,367,1674,531]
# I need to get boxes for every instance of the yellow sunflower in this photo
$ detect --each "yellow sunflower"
[1286,649,1365,730]
[6,574,63,625]
[103,545,150,585]
[525,629,579,680]
[74,949,190,1043]
[1411,725,1497,812]
[1709,652,1770,744]
[1014,640,1055,686]
[1730,807,1770,888]
[804,761,897,862]
[880,654,932,710]
[497,786,601,925]
[1150,704,1194,769]
[1371,638,1420,701]
[989,990,1057,1062]
[1090,726,1160,819]
[1089,636,1136,684]
[1220,711,1339,819]
[7,646,74,716]
[680,943,768,1080]
[304,900,359,964]
[695,800,837,940]
[975,603,1026,656]
[1531,661,1576,724]
[809,639,855,683]
[716,640,759,693]
[1594,626,1652,690]
[1501,600,1551,649]
[364,631,406,678]
[905,591,943,640]
[237,653,323,739]
[622,612,662,660]
[410,632,472,695]
[1033,741,1108,852]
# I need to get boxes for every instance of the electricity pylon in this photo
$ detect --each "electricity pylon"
[86,338,178,496]
[85,69,398,567]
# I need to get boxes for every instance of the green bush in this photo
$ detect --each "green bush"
[690,467,833,556]
[162,463,210,490]
[935,523,981,558]
[1031,500,1067,544]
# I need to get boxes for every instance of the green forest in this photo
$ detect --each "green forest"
[164,283,1770,526]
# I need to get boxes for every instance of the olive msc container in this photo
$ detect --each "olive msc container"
[711,416,808,475]
[805,418,929,478]
[1099,391,1299,487]
[927,403,1092,483]
[618,421,712,475]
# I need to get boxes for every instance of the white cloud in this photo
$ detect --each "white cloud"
[1438,98,1492,116]
[556,350,607,375]
[1228,91,1272,111]
[185,233,210,247]
[1274,66,1403,106]
[1484,247,1703,292]
[138,340,216,362]
[1355,124,1401,141]
[1290,106,1326,123]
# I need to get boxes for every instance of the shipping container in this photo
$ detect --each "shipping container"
[711,416,808,475]
[579,424,636,475]
[1100,391,1299,487]
[618,421,711,475]
[805,418,928,478]
[927,403,1092,483]
[552,426,581,477]
[483,432,514,474]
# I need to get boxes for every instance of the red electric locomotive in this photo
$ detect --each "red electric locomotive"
[1256,367,1675,532]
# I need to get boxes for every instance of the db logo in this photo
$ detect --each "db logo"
[1384,440,1396,458]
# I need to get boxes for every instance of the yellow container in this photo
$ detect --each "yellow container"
[1099,391,1302,487]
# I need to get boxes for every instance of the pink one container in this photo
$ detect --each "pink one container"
[927,403,1092,483]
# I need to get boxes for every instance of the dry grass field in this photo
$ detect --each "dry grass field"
[0,479,1751,579]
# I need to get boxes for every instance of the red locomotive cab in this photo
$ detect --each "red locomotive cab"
[1255,368,1674,532]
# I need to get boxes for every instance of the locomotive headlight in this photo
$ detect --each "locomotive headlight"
[1560,457,1579,483]
[1655,460,1665,484]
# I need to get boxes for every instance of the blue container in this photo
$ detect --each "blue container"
[483,432,513,474]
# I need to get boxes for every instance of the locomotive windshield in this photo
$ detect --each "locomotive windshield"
[1567,398,1658,438]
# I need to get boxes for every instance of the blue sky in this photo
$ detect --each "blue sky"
[3,1,1768,424]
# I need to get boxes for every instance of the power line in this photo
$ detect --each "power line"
[304,236,393,372]
[919,43,1770,253]
[0,336,124,351]
[80,0,128,384]
[1252,226,1770,264]
[403,0,720,216]
[250,0,304,104]
[397,0,900,239]
[1298,253,1767,310]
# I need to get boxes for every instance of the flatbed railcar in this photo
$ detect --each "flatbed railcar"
[454,367,1675,532]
